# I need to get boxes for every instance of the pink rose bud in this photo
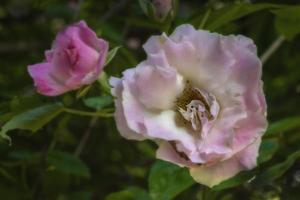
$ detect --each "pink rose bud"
[110,24,268,187]
[28,21,109,96]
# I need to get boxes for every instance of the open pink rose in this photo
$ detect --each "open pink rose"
[28,21,108,96]
[110,24,267,187]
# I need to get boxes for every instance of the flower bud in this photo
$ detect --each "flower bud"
[28,21,108,96]
[139,0,176,22]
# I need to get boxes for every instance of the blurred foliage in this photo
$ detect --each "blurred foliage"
[0,0,300,199]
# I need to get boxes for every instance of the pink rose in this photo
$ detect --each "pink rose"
[110,24,267,187]
[28,21,108,96]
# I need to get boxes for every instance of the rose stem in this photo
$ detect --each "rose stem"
[260,36,285,65]
[73,117,98,157]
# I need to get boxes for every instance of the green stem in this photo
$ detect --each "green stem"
[48,138,57,151]
[98,72,111,94]
[73,0,85,20]
[202,187,206,200]
[260,36,285,65]
[161,21,171,34]
[74,117,98,157]
[21,163,32,199]
[199,186,213,200]
[199,9,211,29]
[63,108,113,118]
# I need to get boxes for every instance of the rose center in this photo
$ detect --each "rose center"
[176,82,220,133]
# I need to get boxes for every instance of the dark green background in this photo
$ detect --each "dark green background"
[0,0,299,199]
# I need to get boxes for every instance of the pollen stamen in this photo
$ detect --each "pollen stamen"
[176,81,219,133]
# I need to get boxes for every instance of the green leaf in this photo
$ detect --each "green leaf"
[193,3,284,31]
[138,0,151,15]
[8,150,41,162]
[47,150,90,178]
[105,186,151,200]
[105,46,122,66]
[0,96,43,124]
[84,95,113,111]
[148,161,195,200]
[127,17,161,30]
[138,0,156,20]
[0,113,14,125]
[98,72,111,94]
[265,116,300,137]
[255,150,300,184]
[273,6,300,39]
[102,24,123,44]
[54,115,76,145]
[212,170,256,191]
[258,138,279,164]
[67,191,93,200]
[0,104,63,140]
[0,167,17,183]
[76,85,92,99]
[0,182,23,199]
[10,96,42,114]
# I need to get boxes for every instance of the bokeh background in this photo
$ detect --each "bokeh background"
[0,0,300,199]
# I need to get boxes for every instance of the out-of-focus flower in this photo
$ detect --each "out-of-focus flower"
[28,21,108,96]
[152,0,173,19]
[139,0,174,21]
[127,37,141,50]
[110,24,267,187]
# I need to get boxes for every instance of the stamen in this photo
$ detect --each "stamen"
[176,82,220,133]
[178,100,203,131]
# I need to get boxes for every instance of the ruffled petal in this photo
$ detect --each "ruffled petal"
[132,62,184,110]
[110,75,146,141]
[111,24,267,188]
[54,20,108,82]
[121,77,197,152]
[162,25,267,160]
[189,138,261,187]
[156,142,194,167]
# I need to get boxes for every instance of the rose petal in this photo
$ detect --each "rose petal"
[122,78,197,153]
[54,21,108,78]
[110,75,146,141]
[156,141,194,167]
[28,63,68,96]
[111,24,267,187]
[189,138,261,187]
[132,62,184,110]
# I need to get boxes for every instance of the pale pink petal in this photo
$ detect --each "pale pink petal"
[122,79,197,152]
[111,24,267,187]
[156,142,194,167]
[190,138,261,187]
[110,75,146,141]
[132,62,184,110]
[143,110,197,151]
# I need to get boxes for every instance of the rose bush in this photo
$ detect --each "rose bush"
[110,24,268,187]
[28,21,108,96]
